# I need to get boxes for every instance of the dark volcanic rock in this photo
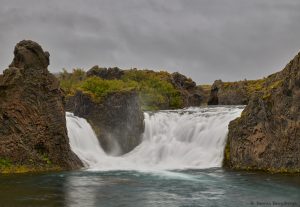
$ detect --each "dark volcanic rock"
[66,90,144,155]
[87,65,124,80]
[0,40,82,172]
[170,72,206,107]
[225,51,300,172]
[171,72,196,90]
[208,80,249,105]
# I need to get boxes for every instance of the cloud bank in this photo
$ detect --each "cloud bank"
[0,0,299,83]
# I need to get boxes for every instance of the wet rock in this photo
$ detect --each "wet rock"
[66,90,144,155]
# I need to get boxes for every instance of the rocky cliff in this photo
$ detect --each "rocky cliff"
[0,40,82,173]
[224,51,300,172]
[66,90,144,155]
[208,80,248,105]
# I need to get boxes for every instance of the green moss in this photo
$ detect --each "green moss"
[220,79,265,94]
[224,142,230,163]
[0,165,62,174]
[269,80,283,89]
[246,79,264,94]
[0,157,62,174]
[262,93,271,100]
[231,165,300,174]
[0,158,12,168]
[41,155,52,165]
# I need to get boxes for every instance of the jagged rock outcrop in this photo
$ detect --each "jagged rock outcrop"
[0,40,82,173]
[224,51,300,172]
[87,65,124,80]
[66,90,144,155]
[171,72,196,90]
[170,72,208,106]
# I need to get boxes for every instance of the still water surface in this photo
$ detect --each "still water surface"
[0,168,299,207]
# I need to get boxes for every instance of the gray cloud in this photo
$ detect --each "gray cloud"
[0,0,299,84]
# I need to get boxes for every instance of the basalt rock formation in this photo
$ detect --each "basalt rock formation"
[208,80,248,105]
[170,72,207,106]
[225,51,300,172]
[207,79,265,105]
[66,90,144,155]
[0,40,82,173]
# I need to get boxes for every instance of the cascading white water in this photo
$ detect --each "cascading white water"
[66,106,244,171]
[66,113,106,166]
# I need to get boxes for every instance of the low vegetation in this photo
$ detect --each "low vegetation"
[58,68,184,110]
[222,79,265,95]
[0,157,61,174]
[221,77,283,100]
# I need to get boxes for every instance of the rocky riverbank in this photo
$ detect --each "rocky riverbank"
[1,40,299,174]
[224,51,300,173]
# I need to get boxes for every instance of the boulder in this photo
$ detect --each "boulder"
[0,40,82,173]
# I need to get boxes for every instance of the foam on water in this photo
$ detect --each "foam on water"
[66,106,244,171]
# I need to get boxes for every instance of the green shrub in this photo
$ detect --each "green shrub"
[59,68,86,95]
[59,68,184,110]
[122,70,183,110]
[80,77,137,101]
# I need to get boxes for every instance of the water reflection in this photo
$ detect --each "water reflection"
[0,170,299,207]
[65,171,150,207]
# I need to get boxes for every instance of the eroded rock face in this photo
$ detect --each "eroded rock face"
[0,40,82,172]
[171,72,196,90]
[208,80,249,105]
[225,51,300,172]
[66,91,144,155]
[170,72,206,107]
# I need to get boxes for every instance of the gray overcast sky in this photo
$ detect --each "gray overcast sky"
[0,0,299,84]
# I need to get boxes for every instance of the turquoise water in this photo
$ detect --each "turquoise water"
[1,107,299,206]
[0,168,299,207]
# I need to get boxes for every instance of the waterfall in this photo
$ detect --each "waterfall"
[66,106,244,171]
[66,113,106,167]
